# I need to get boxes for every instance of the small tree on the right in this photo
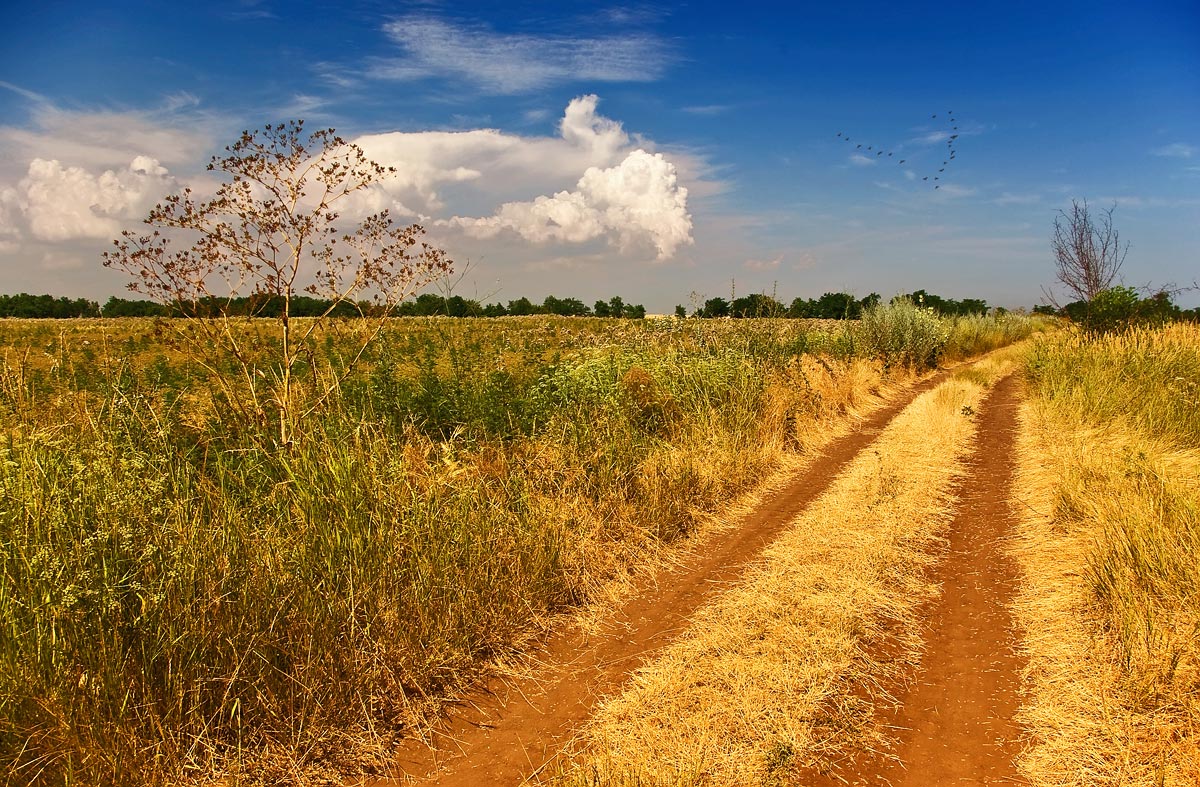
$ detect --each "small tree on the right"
[1048,199,1128,326]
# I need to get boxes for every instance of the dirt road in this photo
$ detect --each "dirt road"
[380,372,952,785]
[382,370,1027,786]
[805,373,1027,786]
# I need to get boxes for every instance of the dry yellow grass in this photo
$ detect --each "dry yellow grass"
[1010,401,1200,786]
[554,359,1014,786]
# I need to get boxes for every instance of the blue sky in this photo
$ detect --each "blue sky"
[1,0,1197,310]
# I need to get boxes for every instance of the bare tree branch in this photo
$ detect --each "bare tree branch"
[1050,199,1128,305]
[103,120,453,447]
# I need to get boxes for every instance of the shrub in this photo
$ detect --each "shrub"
[854,298,947,370]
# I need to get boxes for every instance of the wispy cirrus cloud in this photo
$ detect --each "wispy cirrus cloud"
[742,254,782,271]
[0,80,50,105]
[1096,194,1200,209]
[993,191,1042,206]
[227,0,275,21]
[933,183,976,198]
[916,130,950,144]
[367,15,673,94]
[682,104,733,116]
[1151,142,1196,159]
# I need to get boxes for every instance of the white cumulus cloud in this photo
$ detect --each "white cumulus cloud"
[559,94,629,159]
[352,95,639,210]
[0,188,21,252]
[14,156,175,242]
[351,95,696,259]
[456,149,692,259]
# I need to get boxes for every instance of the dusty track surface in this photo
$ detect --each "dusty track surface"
[806,374,1027,786]
[376,372,953,786]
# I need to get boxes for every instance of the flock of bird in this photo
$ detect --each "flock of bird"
[835,111,961,189]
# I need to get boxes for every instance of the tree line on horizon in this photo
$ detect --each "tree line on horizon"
[1,288,1195,322]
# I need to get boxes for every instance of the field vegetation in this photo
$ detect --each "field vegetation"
[0,305,1045,785]
[1014,323,1200,786]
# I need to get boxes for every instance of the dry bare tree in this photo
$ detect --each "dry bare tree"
[1048,199,1128,308]
[104,120,452,445]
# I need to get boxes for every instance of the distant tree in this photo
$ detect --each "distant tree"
[594,299,612,318]
[731,293,784,318]
[540,295,590,316]
[410,293,447,316]
[624,303,646,319]
[0,291,98,316]
[0,293,100,318]
[674,304,687,318]
[102,296,169,317]
[446,295,484,317]
[814,292,860,319]
[483,301,508,317]
[1047,200,1128,324]
[560,297,591,317]
[1063,286,1182,334]
[701,297,730,318]
[608,296,625,317]
[506,296,536,316]
[788,297,815,318]
[103,120,452,445]
[1135,290,1180,326]
[958,298,988,315]
[901,289,987,316]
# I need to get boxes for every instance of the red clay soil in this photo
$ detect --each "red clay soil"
[805,373,1028,786]
[371,371,955,786]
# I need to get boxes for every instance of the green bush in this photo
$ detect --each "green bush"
[854,299,947,370]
